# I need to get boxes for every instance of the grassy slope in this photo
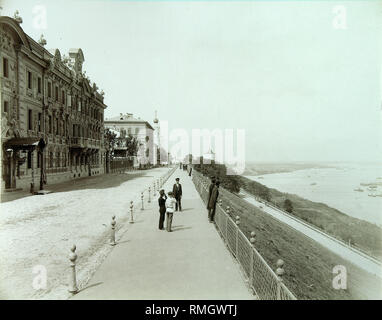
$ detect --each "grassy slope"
[238,176,382,260]
[217,188,382,300]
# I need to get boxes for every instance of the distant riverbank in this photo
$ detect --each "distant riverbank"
[243,162,337,176]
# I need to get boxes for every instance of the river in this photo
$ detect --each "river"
[244,163,382,226]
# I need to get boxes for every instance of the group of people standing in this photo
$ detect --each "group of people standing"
[158,177,183,232]
[156,171,220,231]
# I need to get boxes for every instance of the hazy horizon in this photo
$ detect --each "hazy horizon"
[1,0,381,163]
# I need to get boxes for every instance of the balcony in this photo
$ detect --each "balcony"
[70,137,84,148]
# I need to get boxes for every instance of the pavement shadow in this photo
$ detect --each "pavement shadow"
[77,282,103,294]
[1,171,159,203]
[172,226,192,232]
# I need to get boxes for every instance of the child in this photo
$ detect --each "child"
[165,191,177,232]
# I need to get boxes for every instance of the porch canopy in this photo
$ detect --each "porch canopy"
[4,137,46,151]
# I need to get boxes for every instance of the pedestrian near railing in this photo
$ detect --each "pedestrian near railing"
[191,171,297,300]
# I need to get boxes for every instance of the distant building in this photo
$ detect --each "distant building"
[203,149,215,164]
[104,113,156,167]
[0,15,107,192]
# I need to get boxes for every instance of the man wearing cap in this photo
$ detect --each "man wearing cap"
[173,178,182,211]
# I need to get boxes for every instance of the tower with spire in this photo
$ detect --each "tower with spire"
[153,110,160,165]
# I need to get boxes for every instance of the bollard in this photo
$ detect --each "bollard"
[249,231,256,286]
[153,182,156,194]
[276,259,285,300]
[225,206,230,239]
[68,244,78,293]
[148,187,151,203]
[250,231,256,245]
[141,192,144,210]
[130,201,134,223]
[235,216,240,257]
[110,215,116,246]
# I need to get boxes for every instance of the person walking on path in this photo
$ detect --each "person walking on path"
[188,167,192,177]
[208,181,220,223]
[173,178,182,212]
[158,189,167,230]
[166,191,176,232]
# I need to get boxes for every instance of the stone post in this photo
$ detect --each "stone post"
[235,216,240,257]
[130,201,134,223]
[276,259,285,300]
[249,231,256,286]
[110,215,116,246]
[141,192,144,210]
[68,244,78,293]
[148,187,151,203]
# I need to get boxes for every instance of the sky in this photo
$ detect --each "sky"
[1,0,381,163]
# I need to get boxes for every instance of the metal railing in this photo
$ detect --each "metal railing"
[192,170,297,300]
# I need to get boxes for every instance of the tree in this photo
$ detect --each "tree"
[104,128,117,158]
[284,199,293,213]
[125,134,139,157]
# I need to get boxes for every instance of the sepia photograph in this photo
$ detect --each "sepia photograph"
[0,0,381,308]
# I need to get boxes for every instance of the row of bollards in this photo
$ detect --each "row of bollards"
[68,167,176,294]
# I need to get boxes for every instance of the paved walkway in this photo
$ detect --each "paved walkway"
[72,168,254,300]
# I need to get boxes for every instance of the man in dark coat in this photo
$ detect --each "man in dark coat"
[158,189,167,230]
[207,181,220,222]
[173,178,182,211]
[207,177,216,209]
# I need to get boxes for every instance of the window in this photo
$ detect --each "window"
[27,152,32,169]
[56,118,59,135]
[37,152,41,168]
[48,82,52,98]
[28,109,32,130]
[27,71,32,89]
[3,101,9,113]
[135,128,139,135]
[57,152,60,167]
[38,113,42,132]
[55,86,58,101]
[37,77,42,93]
[61,90,65,104]
[49,115,52,133]
[49,152,53,168]
[3,57,9,78]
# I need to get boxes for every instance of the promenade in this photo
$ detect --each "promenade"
[72,168,254,300]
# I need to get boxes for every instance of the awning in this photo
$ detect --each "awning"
[4,137,46,151]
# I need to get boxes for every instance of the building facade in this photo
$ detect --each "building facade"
[104,113,156,167]
[0,15,107,192]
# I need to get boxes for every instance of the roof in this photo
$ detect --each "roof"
[105,114,154,130]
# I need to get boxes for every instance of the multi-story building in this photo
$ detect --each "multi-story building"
[0,14,107,192]
[104,113,156,167]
